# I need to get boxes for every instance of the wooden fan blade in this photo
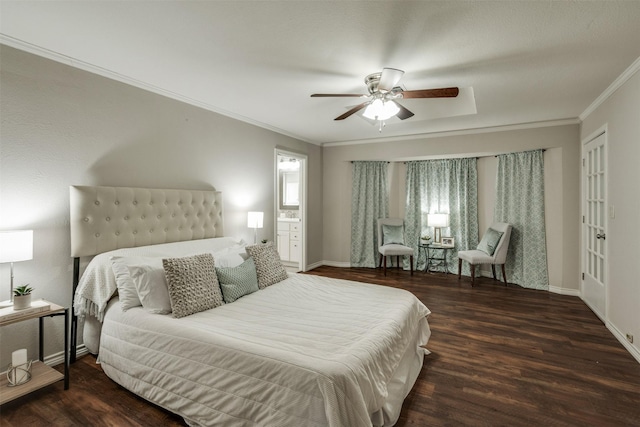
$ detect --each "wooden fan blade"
[378,68,404,91]
[311,93,367,97]
[334,102,369,120]
[395,102,415,120]
[400,87,459,99]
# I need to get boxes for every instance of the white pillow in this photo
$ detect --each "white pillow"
[111,257,142,311]
[211,244,248,268]
[111,256,172,314]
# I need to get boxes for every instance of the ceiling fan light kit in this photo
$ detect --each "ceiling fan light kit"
[362,99,399,121]
[311,68,459,132]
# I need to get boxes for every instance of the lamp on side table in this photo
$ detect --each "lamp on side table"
[0,230,33,308]
[427,214,449,244]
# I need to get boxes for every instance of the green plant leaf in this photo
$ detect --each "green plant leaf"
[13,284,33,296]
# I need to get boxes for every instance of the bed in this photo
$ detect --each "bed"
[70,185,431,427]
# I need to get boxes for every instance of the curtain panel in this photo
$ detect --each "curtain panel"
[405,158,479,273]
[350,161,389,268]
[495,150,549,290]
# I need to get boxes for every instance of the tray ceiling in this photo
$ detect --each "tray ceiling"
[2,1,640,145]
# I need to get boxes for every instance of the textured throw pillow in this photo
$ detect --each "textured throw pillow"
[382,224,405,245]
[245,242,289,289]
[216,257,259,303]
[477,228,504,256]
[162,253,224,318]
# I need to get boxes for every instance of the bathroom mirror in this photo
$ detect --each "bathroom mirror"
[279,170,300,210]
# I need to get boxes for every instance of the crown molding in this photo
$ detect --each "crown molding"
[580,55,640,121]
[322,118,580,147]
[0,35,317,145]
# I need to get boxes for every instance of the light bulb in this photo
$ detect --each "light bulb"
[363,99,399,121]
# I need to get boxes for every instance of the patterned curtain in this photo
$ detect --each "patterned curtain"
[350,161,389,267]
[405,158,478,273]
[495,150,549,289]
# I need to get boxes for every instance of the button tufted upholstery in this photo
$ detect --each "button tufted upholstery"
[70,186,224,257]
[377,218,414,276]
[457,222,512,287]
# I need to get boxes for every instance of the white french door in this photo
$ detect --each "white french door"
[582,131,607,321]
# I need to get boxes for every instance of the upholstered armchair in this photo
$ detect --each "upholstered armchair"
[377,218,414,276]
[457,222,512,286]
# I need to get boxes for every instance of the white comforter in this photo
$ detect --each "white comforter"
[98,273,431,427]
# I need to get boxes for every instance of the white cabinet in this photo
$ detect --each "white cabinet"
[277,220,302,263]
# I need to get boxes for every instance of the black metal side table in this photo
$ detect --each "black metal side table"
[420,243,453,274]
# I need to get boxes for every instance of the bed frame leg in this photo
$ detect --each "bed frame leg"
[71,257,79,363]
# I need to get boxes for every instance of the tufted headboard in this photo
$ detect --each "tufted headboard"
[70,185,224,257]
[69,185,224,361]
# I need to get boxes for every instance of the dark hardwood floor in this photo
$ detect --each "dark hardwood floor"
[2,266,639,426]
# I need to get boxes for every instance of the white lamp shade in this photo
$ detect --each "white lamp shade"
[363,99,400,121]
[427,214,450,228]
[0,230,33,263]
[247,212,264,229]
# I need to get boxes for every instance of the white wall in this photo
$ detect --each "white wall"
[0,45,321,367]
[322,125,580,292]
[580,68,640,361]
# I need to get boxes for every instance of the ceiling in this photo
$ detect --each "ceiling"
[2,1,640,145]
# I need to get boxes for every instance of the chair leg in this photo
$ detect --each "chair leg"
[458,259,462,279]
[501,264,508,286]
[383,256,387,276]
[379,254,382,268]
[470,264,476,287]
[396,256,400,269]
[491,264,497,280]
[410,255,414,275]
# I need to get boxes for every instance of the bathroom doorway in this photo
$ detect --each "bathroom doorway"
[275,149,306,272]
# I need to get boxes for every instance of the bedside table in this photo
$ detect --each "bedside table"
[0,301,69,405]
[420,243,453,274]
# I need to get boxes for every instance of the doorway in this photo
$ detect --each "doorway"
[582,129,607,321]
[275,149,307,272]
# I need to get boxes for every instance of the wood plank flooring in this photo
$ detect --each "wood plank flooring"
[1,266,639,426]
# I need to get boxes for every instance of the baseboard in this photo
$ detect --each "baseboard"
[321,260,352,268]
[548,285,580,296]
[43,344,89,366]
[305,260,325,271]
[606,321,640,364]
[480,269,580,296]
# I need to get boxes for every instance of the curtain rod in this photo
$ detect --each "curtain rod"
[351,149,547,163]
[494,148,546,158]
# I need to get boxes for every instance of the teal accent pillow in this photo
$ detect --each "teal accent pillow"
[477,228,504,255]
[382,224,405,245]
[215,257,259,303]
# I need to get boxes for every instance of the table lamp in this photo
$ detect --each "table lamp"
[0,230,33,307]
[247,212,264,244]
[427,214,449,244]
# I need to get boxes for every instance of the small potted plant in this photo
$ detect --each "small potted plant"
[13,285,33,310]
[420,235,432,245]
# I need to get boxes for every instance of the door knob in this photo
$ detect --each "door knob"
[596,233,606,240]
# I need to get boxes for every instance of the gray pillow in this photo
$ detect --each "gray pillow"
[382,224,404,245]
[216,257,259,303]
[162,253,224,318]
[245,242,289,289]
[477,228,504,256]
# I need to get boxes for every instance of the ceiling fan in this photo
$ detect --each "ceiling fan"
[311,68,459,128]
